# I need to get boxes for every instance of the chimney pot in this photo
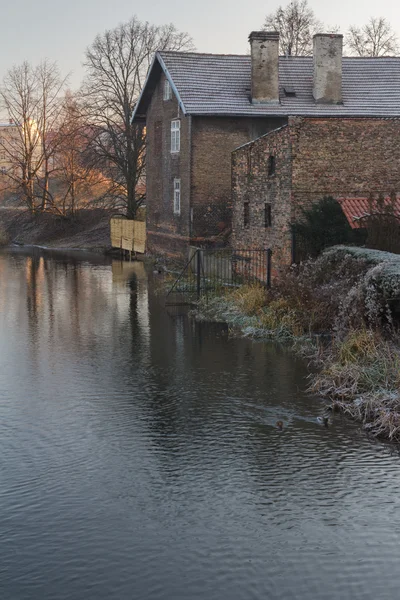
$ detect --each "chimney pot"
[249,31,280,104]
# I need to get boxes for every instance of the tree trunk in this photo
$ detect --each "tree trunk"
[127,180,136,219]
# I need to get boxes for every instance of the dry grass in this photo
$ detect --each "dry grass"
[230,284,267,315]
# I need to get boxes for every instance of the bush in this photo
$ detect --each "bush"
[292,196,365,261]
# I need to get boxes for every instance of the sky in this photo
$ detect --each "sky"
[1,0,400,91]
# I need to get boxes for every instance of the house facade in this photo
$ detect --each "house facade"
[132,32,291,257]
[0,119,42,195]
[231,34,400,268]
[0,121,19,177]
[134,31,400,259]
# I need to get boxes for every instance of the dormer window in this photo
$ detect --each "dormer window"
[164,79,172,101]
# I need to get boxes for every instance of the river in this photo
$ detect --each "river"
[1,247,400,600]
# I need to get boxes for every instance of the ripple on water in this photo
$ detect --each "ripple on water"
[1,248,400,599]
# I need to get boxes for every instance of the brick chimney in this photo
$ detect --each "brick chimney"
[313,34,343,104]
[249,31,280,104]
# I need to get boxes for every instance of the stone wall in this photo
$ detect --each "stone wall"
[231,125,293,266]
[232,116,400,269]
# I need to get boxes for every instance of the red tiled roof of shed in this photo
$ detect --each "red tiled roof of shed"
[338,197,400,229]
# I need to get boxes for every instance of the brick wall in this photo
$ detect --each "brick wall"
[232,117,400,269]
[191,116,286,240]
[146,72,191,257]
[290,117,400,215]
[232,125,293,266]
[145,71,287,256]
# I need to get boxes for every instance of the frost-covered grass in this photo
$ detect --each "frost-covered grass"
[309,329,400,441]
[194,246,400,442]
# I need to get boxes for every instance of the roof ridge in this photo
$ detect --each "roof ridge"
[159,50,249,58]
[159,50,400,60]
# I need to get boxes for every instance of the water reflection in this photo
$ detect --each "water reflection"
[1,247,400,600]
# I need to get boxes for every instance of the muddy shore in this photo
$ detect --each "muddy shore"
[0,208,112,253]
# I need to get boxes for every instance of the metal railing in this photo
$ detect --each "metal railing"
[166,247,272,304]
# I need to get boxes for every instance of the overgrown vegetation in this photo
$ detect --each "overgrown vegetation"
[196,246,400,441]
[310,330,400,441]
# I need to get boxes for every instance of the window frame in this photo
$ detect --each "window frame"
[171,119,181,153]
[173,178,181,215]
[164,79,172,101]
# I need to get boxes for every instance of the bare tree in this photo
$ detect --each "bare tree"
[263,0,324,56]
[81,16,195,218]
[346,17,399,57]
[55,92,103,215]
[0,60,68,212]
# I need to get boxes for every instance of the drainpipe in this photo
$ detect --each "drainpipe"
[188,114,193,241]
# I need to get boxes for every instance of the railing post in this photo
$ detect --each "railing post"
[266,248,272,289]
[196,249,202,300]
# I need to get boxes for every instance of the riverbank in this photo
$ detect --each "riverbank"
[0,208,112,252]
[194,246,400,441]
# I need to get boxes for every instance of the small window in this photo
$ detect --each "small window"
[243,202,250,227]
[173,178,181,215]
[0,166,7,174]
[265,203,272,227]
[164,79,172,101]
[268,155,276,177]
[171,120,180,153]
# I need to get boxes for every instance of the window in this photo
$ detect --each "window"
[268,155,276,177]
[164,79,172,101]
[265,203,272,227]
[173,178,181,215]
[171,120,180,153]
[0,166,7,174]
[243,202,250,227]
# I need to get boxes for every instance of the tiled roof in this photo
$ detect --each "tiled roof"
[133,51,400,119]
[339,197,400,228]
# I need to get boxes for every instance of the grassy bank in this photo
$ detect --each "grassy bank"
[195,246,400,441]
[0,208,112,252]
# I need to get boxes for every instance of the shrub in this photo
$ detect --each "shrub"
[292,196,365,261]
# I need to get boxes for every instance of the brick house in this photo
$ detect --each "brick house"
[231,35,400,267]
[132,31,301,257]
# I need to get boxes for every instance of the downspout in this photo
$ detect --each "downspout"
[188,115,193,239]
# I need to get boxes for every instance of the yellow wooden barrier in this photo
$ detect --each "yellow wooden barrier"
[110,218,146,254]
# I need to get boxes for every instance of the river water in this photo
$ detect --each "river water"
[1,247,400,600]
